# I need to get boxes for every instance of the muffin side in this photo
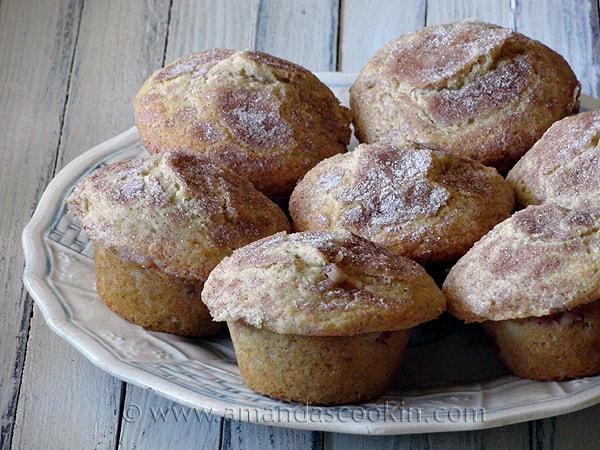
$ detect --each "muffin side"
[443,203,600,380]
[482,300,600,380]
[202,230,446,404]
[229,321,412,404]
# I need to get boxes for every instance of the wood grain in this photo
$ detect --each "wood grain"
[12,314,124,450]
[254,0,339,71]
[339,0,426,72]
[166,0,261,61]
[10,0,171,448]
[6,0,600,448]
[426,0,512,27]
[119,385,222,450]
[0,0,81,446]
[514,0,600,97]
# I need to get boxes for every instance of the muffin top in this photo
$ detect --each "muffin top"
[133,48,352,198]
[289,142,514,264]
[201,230,446,336]
[507,110,600,209]
[349,19,580,171]
[443,202,600,322]
[67,150,290,280]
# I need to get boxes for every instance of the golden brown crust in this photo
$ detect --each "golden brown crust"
[482,300,600,380]
[507,110,600,209]
[201,230,446,335]
[349,19,580,171]
[228,321,412,405]
[95,245,223,336]
[443,202,600,322]
[289,142,514,264]
[67,150,291,280]
[134,49,352,198]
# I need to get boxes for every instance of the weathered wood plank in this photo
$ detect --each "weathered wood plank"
[426,0,512,27]
[13,1,172,449]
[512,2,600,445]
[57,0,170,165]
[514,0,600,97]
[254,0,340,71]
[338,0,426,72]
[12,312,124,450]
[326,421,530,449]
[0,0,82,447]
[530,402,600,449]
[166,0,261,61]
[223,421,323,450]
[326,432,430,450]
[155,2,340,447]
[118,384,222,449]
[167,0,339,71]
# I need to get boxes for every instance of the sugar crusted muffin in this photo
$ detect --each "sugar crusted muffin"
[134,48,352,199]
[350,19,580,171]
[201,230,446,404]
[507,110,600,209]
[67,150,290,336]
[443,202,600,380]
[289,142,514,264]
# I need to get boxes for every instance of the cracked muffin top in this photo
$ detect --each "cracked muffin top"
[443,202,600,322]
[507,110,600,209]
[201,230,446,336]
[133,49,352,198]
[349,19,580,171]
[67,150,290,280]
[289,141,514,264]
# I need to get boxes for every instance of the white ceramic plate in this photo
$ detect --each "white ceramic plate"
[22,73,600,435]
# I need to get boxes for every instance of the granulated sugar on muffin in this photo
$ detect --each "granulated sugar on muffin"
[202,230,446,404]
[289,142,514,264]
[134,49,352,198]
[350,19,580,171]
[507,110,600,209]
[443,202,600,380]
[67,150,290,336]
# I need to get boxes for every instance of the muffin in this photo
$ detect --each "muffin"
[289,142,514,264]
[133,48,352,199]
[67,150,290,336]
[350,19,580,171]
[443,202,600,380]
[201,230,446,404]
[507,110,600,209]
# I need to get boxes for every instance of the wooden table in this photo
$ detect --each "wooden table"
[3,1,600,448]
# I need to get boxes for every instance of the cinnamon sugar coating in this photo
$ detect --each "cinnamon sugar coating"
[134,49,352,198]
[350,19,580,171]
[443,202,600,322]
[507,110,600,209]
[201,230,446,336]
[289,142,514,264]
[67,150,291,280]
